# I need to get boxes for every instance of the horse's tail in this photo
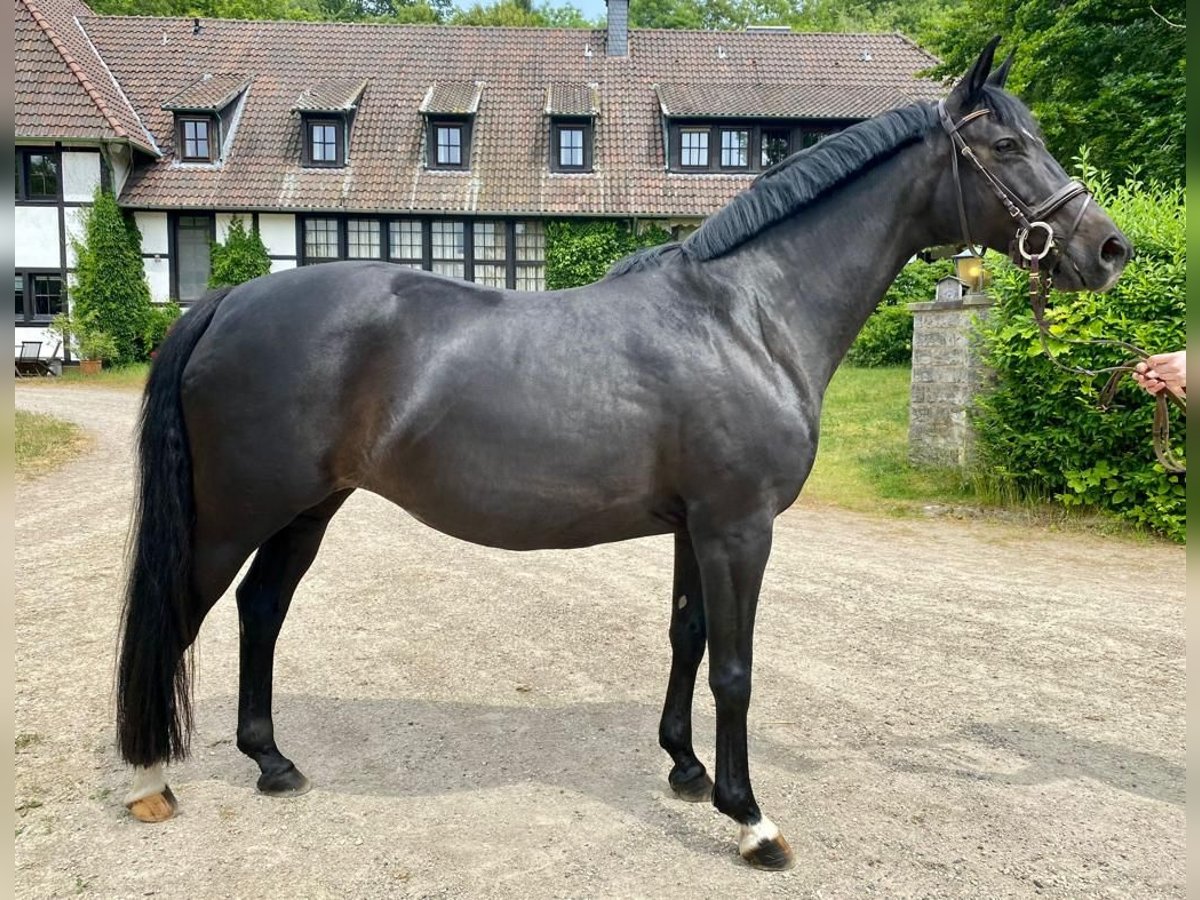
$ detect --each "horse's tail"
[116,287,231,767]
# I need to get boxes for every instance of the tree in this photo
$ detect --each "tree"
[922,0,1184,185]
[630,0,797,30]
[69,189,155,363]
[209,216,272,288]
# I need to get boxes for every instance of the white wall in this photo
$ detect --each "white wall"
[62,151,102,202]
[257,213,296,257]
[135,211,169,255]
[145,257,171,303]
[63,206,88,268]
[15,206,60,269]
[270,258,297,274]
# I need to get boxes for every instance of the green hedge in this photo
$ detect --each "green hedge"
[544,220,671,289]
[972,169,1185,540]
[846,258,953,367]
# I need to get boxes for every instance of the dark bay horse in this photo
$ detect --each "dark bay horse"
[117,39,1130,869]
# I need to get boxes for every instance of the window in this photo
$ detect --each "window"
[14,272,65,323]
[426,119,472,170]
[179,117,214,162]
[27,153,60,198]
[389,220,423,268]
[15,149,60,201]
[720,129,749,168]
[680,128,709,168]
[347,219,381,259]
[174,214,214,302]
[430,220,465,278]
[801,129,829,149]
[552,122,592,171]
[304,119,344,167]
[303,218,340,263]
[31,274,64,319]
[435,125,463,167]
[514,220,545,291]
[472,221,506,287]
[760,128,791,168]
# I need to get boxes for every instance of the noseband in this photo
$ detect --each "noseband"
[937,100,1184,476]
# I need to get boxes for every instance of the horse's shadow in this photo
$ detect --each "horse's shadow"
[182,694,818,859]
[176,696,1182,857]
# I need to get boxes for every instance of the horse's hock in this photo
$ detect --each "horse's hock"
[907,286,993,468]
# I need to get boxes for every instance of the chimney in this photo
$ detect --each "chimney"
[606,0,628,57]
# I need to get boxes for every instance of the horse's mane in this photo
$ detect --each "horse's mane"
[607,100,942,278]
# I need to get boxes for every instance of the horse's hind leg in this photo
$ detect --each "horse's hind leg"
[235,490,351,796]
[659,529,714,802]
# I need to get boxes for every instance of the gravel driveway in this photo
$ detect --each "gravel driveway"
[14,385,1184,899]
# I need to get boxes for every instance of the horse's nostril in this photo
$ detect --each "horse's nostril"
[1101,236,1127,264]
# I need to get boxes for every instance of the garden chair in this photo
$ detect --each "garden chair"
[15,341,42,377]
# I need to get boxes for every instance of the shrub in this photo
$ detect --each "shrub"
[142,302,183,352]
[69,189,155,363]
[847,258,953,367]
[545,220,671,289]
[972,167,1184,540]
[209,216,272,288]
[49,311,118,362]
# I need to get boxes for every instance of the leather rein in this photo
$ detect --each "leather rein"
[938,101,1185,476]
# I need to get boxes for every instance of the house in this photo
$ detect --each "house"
[15,0,943,355]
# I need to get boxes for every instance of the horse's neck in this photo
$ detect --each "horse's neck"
[716,140,945,392]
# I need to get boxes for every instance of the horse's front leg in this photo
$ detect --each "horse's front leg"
[659,529,713,801]
[692,512,793,870]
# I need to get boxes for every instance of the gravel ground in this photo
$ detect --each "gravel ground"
[14,385,1184,899]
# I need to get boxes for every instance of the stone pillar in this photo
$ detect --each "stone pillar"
[907,292,992,468]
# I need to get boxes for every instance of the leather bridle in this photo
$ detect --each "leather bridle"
[938,100,1091,271]
[937,100,1185,476]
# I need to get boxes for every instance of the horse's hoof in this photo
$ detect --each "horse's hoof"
[739,817,794,871]
[126,787,177,823]
[669,770,714,803]
[257,766,311,797]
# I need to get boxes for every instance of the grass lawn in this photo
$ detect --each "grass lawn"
[803,365,976,514]
[17,362,149,390]
[15,410,89,479]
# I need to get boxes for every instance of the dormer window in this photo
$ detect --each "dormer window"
[654,82,851,174]
[162,73,252,164]
[545,84,598,173]
[304,118,345,167]
[434,123,465,167]
[179,117,214,162]
[420,81,484,171]
[292,78,368,169]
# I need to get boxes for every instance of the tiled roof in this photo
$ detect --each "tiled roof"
[656,81,940,119]
[419,81,484,115]
[73,19,944,216]
[15,0,158,154]
[292,77,369,113]
[162,72,250,111]
[546,83,599,117]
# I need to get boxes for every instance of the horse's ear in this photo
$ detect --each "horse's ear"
[986,51,1015,90]
[946,35,1002,113]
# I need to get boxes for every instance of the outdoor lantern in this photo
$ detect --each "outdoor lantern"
[953,249,988,293]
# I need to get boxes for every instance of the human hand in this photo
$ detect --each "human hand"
[1132,350,1186,396]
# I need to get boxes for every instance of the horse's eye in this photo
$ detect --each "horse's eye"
[993,138,1019,154]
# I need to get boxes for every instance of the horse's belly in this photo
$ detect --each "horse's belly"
[364,432,678,551]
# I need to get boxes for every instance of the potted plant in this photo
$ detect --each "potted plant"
[49,312,118,376]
